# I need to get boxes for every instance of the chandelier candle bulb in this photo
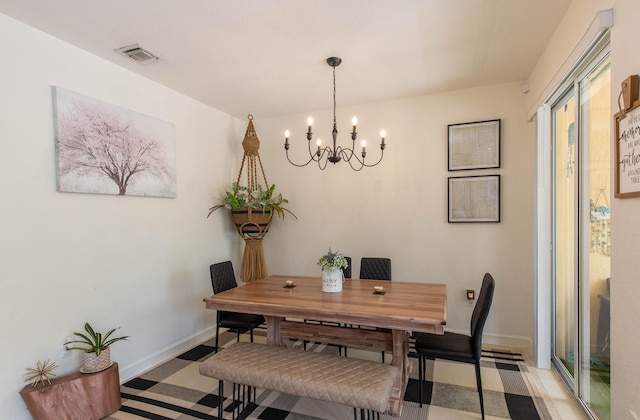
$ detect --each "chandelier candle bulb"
[284,130,290,148]
[306,117,313,140]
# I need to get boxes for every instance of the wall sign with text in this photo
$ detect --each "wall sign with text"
[615,100,640,198]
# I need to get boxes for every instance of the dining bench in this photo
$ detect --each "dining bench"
[199,341,399,419]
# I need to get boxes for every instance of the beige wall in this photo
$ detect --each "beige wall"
[254,82,534,347]
[609,0,640,417]
[526,0,615,114]
[0,14,246,419]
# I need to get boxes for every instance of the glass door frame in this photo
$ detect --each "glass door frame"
[550,86,579,389]
[547,43,610,418]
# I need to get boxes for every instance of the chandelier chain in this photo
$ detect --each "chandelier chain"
[333,65,337,128]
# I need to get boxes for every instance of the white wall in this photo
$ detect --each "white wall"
[254,82,534,348]
[0,14,245,419]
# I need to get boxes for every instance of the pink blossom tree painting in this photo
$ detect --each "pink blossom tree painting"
[54,87,176,197]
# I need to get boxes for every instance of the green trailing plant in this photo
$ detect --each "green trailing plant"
[317,248,349,271]
[64,322,129,356]
[207,182,296,220]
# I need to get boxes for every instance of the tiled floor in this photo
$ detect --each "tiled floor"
[527,364,587,419]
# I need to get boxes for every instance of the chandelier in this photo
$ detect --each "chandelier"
[284,57,386,171]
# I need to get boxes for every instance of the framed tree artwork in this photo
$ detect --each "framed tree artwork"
[53,86,176,198]
[448,175,500,223]
[448,119,501,171]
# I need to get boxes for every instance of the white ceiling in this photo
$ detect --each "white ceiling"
[1,0,571,119]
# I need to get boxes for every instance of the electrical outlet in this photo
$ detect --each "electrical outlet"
[61,336,72,359]
[466,289,475,306]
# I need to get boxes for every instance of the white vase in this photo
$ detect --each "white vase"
[322,267,344,292]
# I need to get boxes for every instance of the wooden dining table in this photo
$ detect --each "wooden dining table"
[204,275,447,416]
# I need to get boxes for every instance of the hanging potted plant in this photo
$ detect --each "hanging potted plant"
[64,323,129,373]
[207,182,295,236]
[317,248,349,293]
[206,115,297,283]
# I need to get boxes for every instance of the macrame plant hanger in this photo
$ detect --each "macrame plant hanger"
[231,115,272,283]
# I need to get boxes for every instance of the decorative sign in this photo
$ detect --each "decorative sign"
[614,100,640,198]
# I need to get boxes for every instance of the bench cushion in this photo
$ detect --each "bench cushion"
[199,342,398,413]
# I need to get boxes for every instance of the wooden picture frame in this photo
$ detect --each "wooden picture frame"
[614,100,640,198]
[448,119,501,171]
[448,175,500,223]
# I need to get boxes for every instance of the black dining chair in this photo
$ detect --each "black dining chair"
[210,261,264,352]
[414,273,495,419]
[357,257,391,361]
[359,257,391,280]
[343,256,352,279]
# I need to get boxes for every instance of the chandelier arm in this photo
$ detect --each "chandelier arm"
[284,149,320,167]
[337,148,365,171]
[337,147,385,169]
[360,149,385,168]
[306,135,320,161]
[317,155,329,170]
[318,146,332,162]
[335,144,357,162]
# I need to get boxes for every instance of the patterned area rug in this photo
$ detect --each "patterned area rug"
[107,328,551,420]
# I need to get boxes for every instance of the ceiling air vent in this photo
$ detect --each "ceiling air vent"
[115,44,159,64]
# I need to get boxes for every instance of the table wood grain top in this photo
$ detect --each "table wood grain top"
[205,275,447,334]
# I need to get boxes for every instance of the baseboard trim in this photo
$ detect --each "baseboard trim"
[118,326,217,382]
[484,332,533,354]
[445,328,533,356]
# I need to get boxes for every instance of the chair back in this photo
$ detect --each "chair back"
[342,256,352,279]
[470,273,495,359]
[359,257,391,280]
[210,261,239,294]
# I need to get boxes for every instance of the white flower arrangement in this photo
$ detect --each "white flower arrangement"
[316,248,349,271]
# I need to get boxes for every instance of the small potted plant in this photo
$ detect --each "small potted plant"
[317,248,349,293]
[65,322,129,373]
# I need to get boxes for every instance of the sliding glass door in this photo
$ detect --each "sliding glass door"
[551,50,610,420]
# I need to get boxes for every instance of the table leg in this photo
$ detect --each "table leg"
[264,316,283,347]
[386,329,410,416]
